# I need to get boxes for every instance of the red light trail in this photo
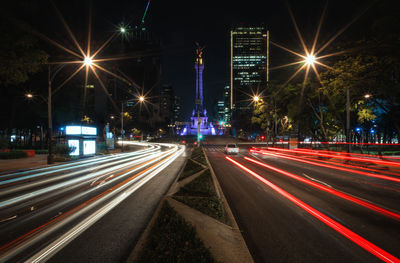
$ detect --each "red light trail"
[299,155,400,177]
[266,147,400,168]
[244,156,400,221]
[251,148,400,177]
[225,156,400,263]
[251,149,400,183]
[295,147,400,161]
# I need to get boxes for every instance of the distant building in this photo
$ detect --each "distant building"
[223,85,231,123]
[173,95,182,123]
[159,84,176,125]
[230,26,269,128]
[216,100,225,121]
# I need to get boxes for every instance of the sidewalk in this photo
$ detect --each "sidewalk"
[0,155,49,173]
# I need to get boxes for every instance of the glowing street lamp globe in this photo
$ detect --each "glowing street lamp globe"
[120,27,126,33]
[305,55,316,65]
[253,95,260,102]
[84,57,92,66]
[138,96,145,102]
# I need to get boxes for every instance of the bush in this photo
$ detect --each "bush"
[35,149,48,154]
[0,151,27,159]
[0,135,8,149]
[136,202,214,263]
[178,159,204,181]
[96,142,108,154]
[54,144,76,156]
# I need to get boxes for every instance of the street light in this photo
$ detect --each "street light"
[139,95,145,102]
[25,93,34,99]
[47,64,66,164]
[364,94,372,99]
[120,27,126,33]
[84,56,93,66]
[305,55,316,65]
[253,95,260,103]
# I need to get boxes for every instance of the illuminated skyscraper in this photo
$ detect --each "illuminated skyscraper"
[230,26,269,116]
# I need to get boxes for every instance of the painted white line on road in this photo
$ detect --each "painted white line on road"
[0,215,17,223]
[302,173,333,188]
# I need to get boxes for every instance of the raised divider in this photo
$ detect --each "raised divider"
[127,146,253,263]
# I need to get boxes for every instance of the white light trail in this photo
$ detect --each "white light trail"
[1,143,184,262]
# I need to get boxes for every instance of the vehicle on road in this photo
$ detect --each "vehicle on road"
[225,143,239,155]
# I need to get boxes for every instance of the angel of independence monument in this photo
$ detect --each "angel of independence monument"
[180,44,216,138]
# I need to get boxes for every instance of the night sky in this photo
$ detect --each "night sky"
[149,0,368,119]
[15,0,372,120]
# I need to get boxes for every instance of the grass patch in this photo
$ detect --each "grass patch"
[174,170,230,225]
[176,170,215,197]
[135,202,214,263]
[178,159,204,181]
[191,147,208,165]
[173,196,229,225]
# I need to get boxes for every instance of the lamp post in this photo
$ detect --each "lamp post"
[47,57,91,164]
[121,95,145,152]
[121,101,124,152]
[47,64,66,164]
[346,86,351,153]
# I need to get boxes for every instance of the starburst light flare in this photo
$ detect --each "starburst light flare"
[270,1,371,97]
[34,3,146,114]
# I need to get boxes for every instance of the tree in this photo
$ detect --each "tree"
[0,16,48,87]
[0,3,49,131]
[251,98,271,133]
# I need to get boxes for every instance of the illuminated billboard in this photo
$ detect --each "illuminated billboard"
[68,140,80,156]
[83,140,96,155]
[82,127,97,135]
[65,126,97,136]
[66,126,82,135]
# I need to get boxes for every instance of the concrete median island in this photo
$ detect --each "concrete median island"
[127,146,253,263]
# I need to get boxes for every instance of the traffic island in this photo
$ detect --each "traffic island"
[127,147,253,263]
[133,202,214,263]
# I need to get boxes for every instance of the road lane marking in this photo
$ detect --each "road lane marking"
[302,173,333,188]
[0,215,17,223]
[226,156,400,263]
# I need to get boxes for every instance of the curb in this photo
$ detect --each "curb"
[202,147,254,261]
[202,148,238,230]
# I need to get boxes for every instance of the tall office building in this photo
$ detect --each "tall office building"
[160,85,175,124]
[223,85,231,123]
[173,95,182,123]
[230,26,269,114]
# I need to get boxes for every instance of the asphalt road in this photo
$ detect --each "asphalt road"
[0,142,186,262]
[204,144,400,263]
